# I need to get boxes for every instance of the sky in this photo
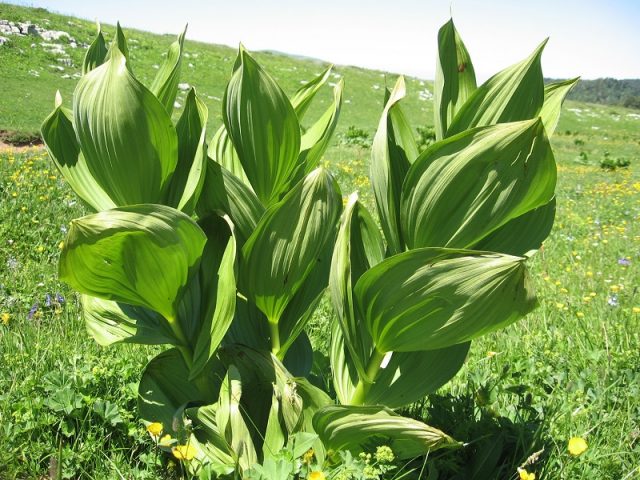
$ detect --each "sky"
[5,0,639,81]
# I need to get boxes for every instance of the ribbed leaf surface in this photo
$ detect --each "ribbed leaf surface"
[355,248,537,352]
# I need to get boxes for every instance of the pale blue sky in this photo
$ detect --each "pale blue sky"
[5,0,639,80]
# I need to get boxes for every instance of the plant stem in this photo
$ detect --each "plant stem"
[167,316,193,369]
[269,320,281,354]
[350,348,387,405]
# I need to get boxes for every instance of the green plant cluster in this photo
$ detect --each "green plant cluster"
[39,17,578,478]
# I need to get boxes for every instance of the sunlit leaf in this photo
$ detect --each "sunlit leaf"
[223,47,301,205]
[434,19,477,140]
[149,26,186,114]
[355,248,537,352]
[446,39,547,136]
[73,46,178,205]
[540,77,580,137]
[82,23,107,75]
[401,119,556,249]
[313,405,460,459]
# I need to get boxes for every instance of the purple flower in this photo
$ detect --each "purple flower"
[45,294,52,307]
[28,303,39,319]
[56,293,65,304]
[618,258,631,266]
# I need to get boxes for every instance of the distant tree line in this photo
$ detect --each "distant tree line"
[545,78,640,109]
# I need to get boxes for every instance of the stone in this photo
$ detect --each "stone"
[178,83,190,91]
[0,36,9,46]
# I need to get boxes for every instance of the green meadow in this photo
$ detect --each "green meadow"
[1,2,639,479]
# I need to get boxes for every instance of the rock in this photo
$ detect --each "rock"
[188,63,194,68]
[28,69,40,77]
[178,83,190,91]
[10,26,21,34]
[0,36,9,46]
[69,41,76,48]
[40,30,70,42]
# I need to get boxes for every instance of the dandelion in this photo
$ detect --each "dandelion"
[1,313,10,325]
[568,436,588,456]
[159,434,174,447]
[172,444,197,461]
[576,312,584,318]
[517,468,536,480]
[486,351,498,358]
[308,472,326,480]
[146,422,163,438]
[633,307,640,314]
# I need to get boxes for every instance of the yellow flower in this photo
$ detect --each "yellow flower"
[58,241,64,249]
[633,307,640,314]
[308,472,326,480]
[576,312,584,318]
[302,448,315,464]
[159,434,174,447]
[146,422,163,437]
[518,468,535,480]
[172,444,197,461]
[36,245,44,253]
[1,313,10,325]
[568,436,588,456]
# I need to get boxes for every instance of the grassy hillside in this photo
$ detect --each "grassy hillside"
[0,2,433,139]
[1,2,640,479]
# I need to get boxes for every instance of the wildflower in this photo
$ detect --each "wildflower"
[45,294,52,307]
[1,313,10,325]
[518,468,536,480]
[36,245,44,253]
[375,445,395,464]
[609,285,620,293]
[146,422,163,438]
[159,434,174,446]
[568,436,588,456]
[618,258,631,266]
[576,312,584,318]
[28,303,39,319]
[56,293,65,304]
[58,241,64,249]
[308,472,326,480]
[486,351,498,358]
[302,448,315,464]
[172,444,196,461]
[607,295,618,307]
[633,307,640,314]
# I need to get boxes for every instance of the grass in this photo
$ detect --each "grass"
[1,2,640,479]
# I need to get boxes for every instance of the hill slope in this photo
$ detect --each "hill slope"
[0,2,433,138]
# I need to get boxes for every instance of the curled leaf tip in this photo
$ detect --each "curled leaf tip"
[54,90,62,108]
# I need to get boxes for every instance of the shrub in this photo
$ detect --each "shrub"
[42,18,575,478]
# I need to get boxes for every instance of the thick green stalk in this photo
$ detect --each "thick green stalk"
[350,348,387,405]
[167,316,193,369]
[269,320,281,354]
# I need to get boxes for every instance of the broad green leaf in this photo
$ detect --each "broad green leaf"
[105,22,130,62]
[355,248,537,353]
[210,125,251,186]
[217,366,258,472]
[223,47,301,205]
[371,76,418,255]
[149,26,186,114]
[282,332,313,377]
[446,39,547,136]
[197,159,264,247]
[330,194,385,378]
[73,46,178,206]
[138,348,222,435]
[41,99,115,211]
[434,19,477,140]
[82,295,177,346]
[474,197,556,256]
[401,119,556,250]
[313,405,460,459]
[293,79,344,185]
[82,23,108,75]
[191,215,237,379]
[540,77,580,137]
[290,65,332,119]
[262,390,285,460]
[167,88,208,214]
[240,168,341,326]
[365,343,469,407]
[277,241,334,356]
[59,204,206,325]
[185,403,236,475]
[330,323,469,407]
